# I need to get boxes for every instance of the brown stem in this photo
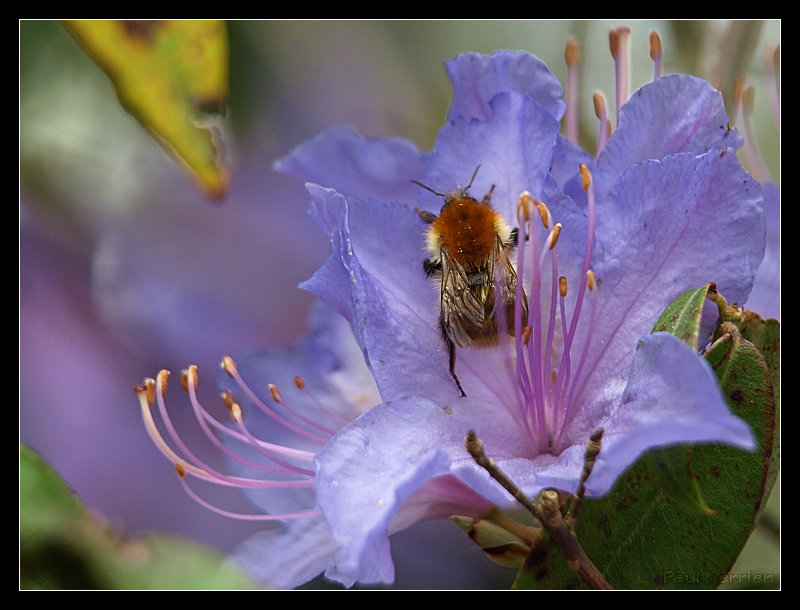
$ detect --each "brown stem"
[565,428,604,528]
[465,430,613,590]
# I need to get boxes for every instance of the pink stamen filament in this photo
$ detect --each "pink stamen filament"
[153,371,278,487]
[561,272,597,431]
[734,81,773,185]
[512,206,537,441]
[180,370,315,476]
[537,221,561,434]
[512,209,545,448]
[208,390,314,464]
[555,167,597,443]
[171,370,314,485]
[195,399,314,476]
[270,386,336,437]
[136,355,347,522]
[555,276,572,414]
[139,381,310,490]
[296,379,351,427]
[593,92,610,159]
[222,359,329,445]
[176,467,320,522]
[650,31,663,81]
[525,203,547,448]
[610,26,631,126]
[509,165,598,454]
[764,44,780,132]
[565,38,581,145]
[490,266,528,425]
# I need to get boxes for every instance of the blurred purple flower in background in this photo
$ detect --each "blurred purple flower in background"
[732,45,780,321]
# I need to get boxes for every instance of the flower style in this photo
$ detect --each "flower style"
[273,51,764,583]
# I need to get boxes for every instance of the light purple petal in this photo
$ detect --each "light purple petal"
[417,92,562,219]
[445,51,566,123]
[596,149,763,310]
[315,396,503,580]
[276,124,427,204]
[594,75,744,197]
[388,475,495,532]
[230,518,348,589]
[551,134,595,204]
[744,182,780,320]
[314,394,590,579]
[300,185,466,404]
[563,150,764,444]
[587,332,756,495]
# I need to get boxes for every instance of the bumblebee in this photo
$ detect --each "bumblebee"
[414,166,528,397]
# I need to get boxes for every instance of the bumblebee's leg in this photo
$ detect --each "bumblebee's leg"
[445,334,467,398]
[508,226,530,247]
[415,206,437,224]
[423,258,440,277]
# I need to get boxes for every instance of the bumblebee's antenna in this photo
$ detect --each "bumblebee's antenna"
[411,164,482,196]
[465,164,481,190]
[410,178,446,197]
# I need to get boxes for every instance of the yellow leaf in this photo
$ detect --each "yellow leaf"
[63,20,230,199]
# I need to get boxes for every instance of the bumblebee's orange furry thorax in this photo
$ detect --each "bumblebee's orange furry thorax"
[430,198,504,269]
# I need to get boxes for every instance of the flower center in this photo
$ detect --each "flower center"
[504,164,597,455]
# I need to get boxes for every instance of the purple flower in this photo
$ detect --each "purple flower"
[272,51,764,583]
[136,49,766,589]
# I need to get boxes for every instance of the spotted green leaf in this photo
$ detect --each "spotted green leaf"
[652,283,715,350]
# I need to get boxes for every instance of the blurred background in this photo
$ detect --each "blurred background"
[20,20,779,589]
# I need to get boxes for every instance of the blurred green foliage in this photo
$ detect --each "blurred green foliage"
[20,444,257,589]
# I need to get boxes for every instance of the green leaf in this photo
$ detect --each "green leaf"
[62,20,230,199]
[20,443,86,544]
[736,312,780,411]
[704,322,779,520]
[511,531,561,589]
[20,444,256,590]
[638,445,716,515]
[645,284,721,514]
[651,283,715,350]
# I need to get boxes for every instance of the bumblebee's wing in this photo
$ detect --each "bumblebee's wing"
[492,235,529,332]
[493,235,516,306]
[439,246,496,348]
